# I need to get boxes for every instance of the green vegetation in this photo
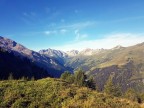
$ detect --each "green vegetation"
[124,88,144,104]
[60,71,74,84]
[61,69,95,89]
[74,68,86,87]
[0,78,141,108]
[104,76,122,97]
[64,43,144,93]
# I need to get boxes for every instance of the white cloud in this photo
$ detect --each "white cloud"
[74,29,88,41]
[109,16,144,23]
[51,33,144,51]
[60,29,67,34]
[22,12,37,24]
[44,29,67,35]
[44,21,96,37]
[23,12,36,17]
[44,30,57,35]
[75,34,88,41]
[59,21,96,30]
[74,29,79,34]
[45,31,51,35]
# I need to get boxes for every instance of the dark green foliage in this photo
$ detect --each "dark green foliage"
[74,68,87,87]
[61,71,71,79]
[104,76,122,97]
[60,71,75,84]
[60,69,96,89]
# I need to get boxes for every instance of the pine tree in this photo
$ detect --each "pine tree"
[104,76,122,97]
[60,71,74,84]
[61,71,71,80]
[74,68,87,87]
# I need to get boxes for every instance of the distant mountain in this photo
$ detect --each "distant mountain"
[31,43,144,91]
[1,36,144,92]
[112,45,124,50]
[0,47,50,79]
[0,36,68,77]
[79,48,107,56]
[39,48,68,58]
[40,43,144,92]
[64,43,144,92]
[79,48,94,56]
[66,50,79,56]
[39,48,68,64]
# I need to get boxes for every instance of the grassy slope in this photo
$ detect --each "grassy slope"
[65,43,144,92]
[0,78,140,108]
[65,43,144,70]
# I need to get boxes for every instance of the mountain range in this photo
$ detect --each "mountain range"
[38,41,144,92]
[0,36,71,77]
[0,36,144,92]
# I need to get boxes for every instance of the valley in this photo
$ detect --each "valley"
[0,36,144,107]
[1,0,144,107]
[0,36,144,92]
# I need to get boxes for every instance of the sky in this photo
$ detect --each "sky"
[0,0,144,51]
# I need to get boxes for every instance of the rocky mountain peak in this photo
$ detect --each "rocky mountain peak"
[112,45,124,50]
[0,36,17,48]
[0,36,68,77]
[66,50,79,56]
[80,48,94,56]
[39,48,68,58]
[0,36,33,56]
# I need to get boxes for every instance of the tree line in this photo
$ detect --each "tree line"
[60,68,144,104]
[60,68,95,89]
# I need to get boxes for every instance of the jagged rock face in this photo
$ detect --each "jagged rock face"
[0,36,17,48]
[0,36,67,77]
[65,48,107,56]
[79,48,94,56]
[112,45,124,50]
[0,36,32,56]
[39,48,68,58]
[39,48,107,58]
[66,50,79,56]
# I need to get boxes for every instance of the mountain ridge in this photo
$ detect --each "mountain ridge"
[0,36,70,77]
[0,36,144,92]
[39,41,144,92]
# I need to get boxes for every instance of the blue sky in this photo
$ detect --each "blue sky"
[1,0,144,51]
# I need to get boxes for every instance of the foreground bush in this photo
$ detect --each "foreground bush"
[0,78,140,108]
